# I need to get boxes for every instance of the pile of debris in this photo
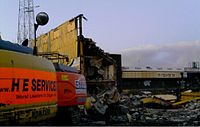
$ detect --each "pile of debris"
[131,100,200,126]
[80,88,200,126]
[81,86,129,125]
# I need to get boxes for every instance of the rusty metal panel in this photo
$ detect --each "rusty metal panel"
[36,19,78,64]
[122,71,181,78]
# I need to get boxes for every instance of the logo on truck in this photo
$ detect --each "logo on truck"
[0,77,57,105]
[12,78,56,92]
[75,78,86,94]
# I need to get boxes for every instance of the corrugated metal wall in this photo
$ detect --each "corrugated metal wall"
[35,19,78,64]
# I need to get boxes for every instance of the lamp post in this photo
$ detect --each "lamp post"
[33,12,49,55]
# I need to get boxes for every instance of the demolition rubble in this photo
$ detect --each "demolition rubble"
[80,87,200,126]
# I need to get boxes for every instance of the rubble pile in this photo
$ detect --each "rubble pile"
[81,88,200,126]
[128,98,200,126]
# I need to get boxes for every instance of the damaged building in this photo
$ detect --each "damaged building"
[35,14,122,94]
[33,14,200,126]
[81,37,122,94]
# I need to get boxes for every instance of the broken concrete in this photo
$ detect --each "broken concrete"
[81,90,200,126]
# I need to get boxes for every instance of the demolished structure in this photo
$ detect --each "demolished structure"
[34,14,200,126]
[35,14,122,95]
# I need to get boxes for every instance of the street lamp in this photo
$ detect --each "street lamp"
[33,12,49,55]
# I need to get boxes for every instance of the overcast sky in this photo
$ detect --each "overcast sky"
[122,41,200,68]
[1,0,200,68]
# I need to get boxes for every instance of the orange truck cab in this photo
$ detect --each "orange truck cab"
[53,63,87,125]
[54,63,87,106]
